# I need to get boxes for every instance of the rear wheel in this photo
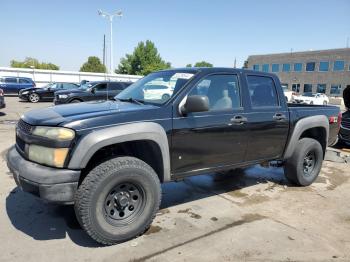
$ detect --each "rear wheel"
[284,138,323,186]
[28,93,40,103]
[74,156,161,245]
[323,101,327,105]
[70,99,82,103]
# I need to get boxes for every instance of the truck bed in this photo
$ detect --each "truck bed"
[287,103,340,146]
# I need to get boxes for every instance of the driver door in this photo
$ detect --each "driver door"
[171,73,248,176]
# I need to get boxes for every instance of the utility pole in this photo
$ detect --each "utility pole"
[103,34,106,67]
[98,9,123,74]
[234,57,237,68]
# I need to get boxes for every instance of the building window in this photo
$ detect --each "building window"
[292,84,300,93]
[333,60,344,71]
[319,61,329,72]
[293,63,302,72]
[330,84,342,96]
[272,64,279,72]
[282,63,291,72]
[262,64,269,72]
[306,62,316,71]
[317,84,326,94]
[253,64,260,71]
[303,84,312,93]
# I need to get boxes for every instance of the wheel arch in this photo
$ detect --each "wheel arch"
[68,122,171,182]
[283,115,329,159]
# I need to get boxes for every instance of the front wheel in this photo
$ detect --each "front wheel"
[74,156,161,245]
[284,138,323,186]
[28,93,40,103]
[323,101,328,105]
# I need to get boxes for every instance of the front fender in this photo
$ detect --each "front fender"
[68,122,171,181]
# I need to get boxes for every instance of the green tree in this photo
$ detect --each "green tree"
[186,64,192,67]
[80,56,106,73]
[10,57,59,70]
[193,61,213,67]
[116,40,171,75]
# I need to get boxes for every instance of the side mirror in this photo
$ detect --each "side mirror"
[181,95,209,115]
[90,88,95,94]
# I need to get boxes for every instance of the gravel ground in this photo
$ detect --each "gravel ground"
[0,97,350,262]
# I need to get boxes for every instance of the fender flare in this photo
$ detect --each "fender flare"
[283,115,329,159]
[68,122,171,181]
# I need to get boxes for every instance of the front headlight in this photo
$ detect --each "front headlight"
[21,91,29,95]
[32,126,75,141]
[28,145,69,168]
[58,94,68,99]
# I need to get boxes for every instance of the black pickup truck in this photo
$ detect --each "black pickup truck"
[7,68,340,245]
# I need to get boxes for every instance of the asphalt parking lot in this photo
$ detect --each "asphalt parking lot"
[0,97,350,262]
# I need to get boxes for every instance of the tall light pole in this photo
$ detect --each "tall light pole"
[98,9,123,74]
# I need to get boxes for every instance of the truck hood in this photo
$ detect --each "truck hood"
[21,100,157,127]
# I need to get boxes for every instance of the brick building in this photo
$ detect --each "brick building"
[246,48,350,96]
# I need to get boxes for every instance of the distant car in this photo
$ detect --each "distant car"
[19,82,79,103]
[143,84,174,101]
[54,81,132,104]
[0,77,35,94]
[293,92,329,105]
[0,89,5,109]
[282,85,295,102]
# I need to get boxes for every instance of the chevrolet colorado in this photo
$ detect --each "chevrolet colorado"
[7,68,340,245]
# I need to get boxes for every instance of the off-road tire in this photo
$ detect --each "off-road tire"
[284,138,323,186]
[74,156,161,245]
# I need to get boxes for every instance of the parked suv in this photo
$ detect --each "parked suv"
[54,81,132,104]
[0,89,5,109]
[19,82,79,103]
[0,77,35,94]
[7,68,340,245]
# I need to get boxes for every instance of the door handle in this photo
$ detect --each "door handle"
[230,115,248,125]
[273,113,287,121]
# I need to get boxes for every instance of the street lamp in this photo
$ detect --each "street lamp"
[98,9,123,74]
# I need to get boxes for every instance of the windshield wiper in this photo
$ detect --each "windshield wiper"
[117,97,144,105]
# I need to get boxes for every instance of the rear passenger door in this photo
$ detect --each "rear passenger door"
[4,77,19,93]
[244,74,289,162]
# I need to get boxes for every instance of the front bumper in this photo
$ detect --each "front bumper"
[18,93,29,100]
[6,146,81,204]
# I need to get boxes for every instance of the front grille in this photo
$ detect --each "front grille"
[341,120,350,129]
[17,119,33,134]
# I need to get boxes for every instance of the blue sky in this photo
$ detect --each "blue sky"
[1,0,349,71]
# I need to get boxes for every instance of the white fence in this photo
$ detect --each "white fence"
[0,67,142,87]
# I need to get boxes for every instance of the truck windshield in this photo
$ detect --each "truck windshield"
[116,70,196,105]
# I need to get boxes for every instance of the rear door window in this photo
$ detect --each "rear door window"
[94,83,107,91]
[5,77,17,83]
[109,82,125,91]
[247,75,279,108]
